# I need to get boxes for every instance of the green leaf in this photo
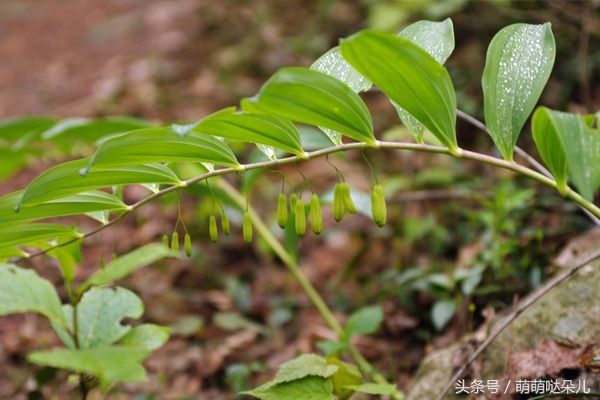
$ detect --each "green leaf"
[118,324,170,351]
[343,305,384,339]
[311,47,372,93]
[78,244,175,292]
[532,108,600,200]
[396,18,455,143]
[193,107,305,157]
[243,376,334,400]
[341,30,458,153]
[0,263,66,327]
[310,47,372,145]
[327,358,361,400]
[431,299,456,330]
[241,67,375,145]
[0,190,128,227]
[482,23,556,160]
[41,116,151,141]
[344,383,398,395]
[273,354,338,385]
[531,107,570,193]
[85,127,240,172]
[0,116,56,142]
[0,223,80,252]
[72,287,144,348]
[19,159,181,206]
[28,346,149,391]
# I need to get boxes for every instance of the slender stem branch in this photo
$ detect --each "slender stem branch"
[218,180,403,399]
[15,139,600,263]
[435,248,600,400]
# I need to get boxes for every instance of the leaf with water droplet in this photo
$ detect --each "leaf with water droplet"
[483,23,556,161]
[395,18,455,143]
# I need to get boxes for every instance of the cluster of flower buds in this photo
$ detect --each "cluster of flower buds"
[276,192,323,236]
[333,182,357,222]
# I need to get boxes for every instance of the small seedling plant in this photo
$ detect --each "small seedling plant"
[1,17,599,400]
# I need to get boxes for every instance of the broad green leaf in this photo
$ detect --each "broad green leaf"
[343,305,384,340]
[72,287,144,348]
[344,383,398,395]
[531,107,570,193]
[431,298,456,330]
[396,18,455,143]
[19,159,181,206]
[241,67,375,145]
[193,107,305,157]
[311,47,372,145]
[341,30,459,153]
[482,23,556,160]
[41,116,151,141]
[0,223,80,251]
[0,263,66,326]
[78,244,175,292]
[84,127,240,172]
[311,47,372,93]
[243,376,334,400]
[49,247,77,285]
[118,324,170,351]
[28,346,149,391]
[0,190,128,227]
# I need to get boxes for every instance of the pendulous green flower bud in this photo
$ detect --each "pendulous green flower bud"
[209,215,218,243]
[310,193,323,235]
[333,183,345,222]
[221,212,230,235]
[243,211,253,242]
[294,198,306,236]
[162,234,169,248]
[184,233,192,257]
[277,192,288,229]
[341,182,357,214]
[371,184,387,227]
[171,232,179,252]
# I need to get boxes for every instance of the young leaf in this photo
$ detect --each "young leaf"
[78,244,176,292]
[118,324,170,351]
[482,23,556,160]
[243,376,334,400]
[310,46,372,145]
[343,305,384,339]
[19,159,181,206]
[273,354,338,385]
[0,190,128,227]
[341,30,459,154]
[0,263,66,327]
[85,127,240,172]
[28,346,150,391]
[531,107,570,193]
[431,298,456,330]
[396,18,455,143]
[70,287,144,348]
[193,108,305,157]
[241,67,375,145]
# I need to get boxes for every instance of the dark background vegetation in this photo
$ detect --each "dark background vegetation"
[0,0,598,398]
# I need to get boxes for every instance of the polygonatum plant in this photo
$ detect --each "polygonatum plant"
[0,17,599,399]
